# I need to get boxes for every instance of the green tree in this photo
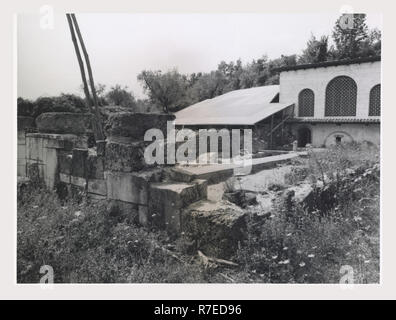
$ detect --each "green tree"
[17,97,35,117]
[266,55,297,84]
[299,34,330,64]
[105,85,136,109]
[189,70,228,102]
[217,59,244,91]
[79,83,107,106]
[239,56,270,88]
[32,94,87,117]
[332,14,369,59]
[137,69,190,113]
[359,28,381,57]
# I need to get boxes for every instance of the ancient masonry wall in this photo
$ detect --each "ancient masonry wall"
[18,112,211,235]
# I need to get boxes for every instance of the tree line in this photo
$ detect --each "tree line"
[18,14,381,117]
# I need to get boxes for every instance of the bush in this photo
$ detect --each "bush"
[235,144,380,283]
[17,97,35,117]
[17,187,207,283]
[31,94,87,118]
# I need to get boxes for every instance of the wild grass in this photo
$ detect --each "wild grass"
[235,143,380,283]
[17,142,380,283]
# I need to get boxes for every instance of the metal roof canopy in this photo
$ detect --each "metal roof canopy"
[175,85,294,126]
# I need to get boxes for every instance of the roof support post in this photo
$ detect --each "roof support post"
[270,114,274,149]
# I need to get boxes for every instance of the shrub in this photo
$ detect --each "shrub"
[17,187,206,283]
[32,94,87,118]
[235,144,380,283]
[17,97,35,117]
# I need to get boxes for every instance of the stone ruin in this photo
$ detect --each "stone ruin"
[17,112,247,258]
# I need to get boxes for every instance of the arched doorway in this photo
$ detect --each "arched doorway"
[298,127,312,147]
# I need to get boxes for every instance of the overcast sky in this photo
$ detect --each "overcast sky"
[17,13,382,99]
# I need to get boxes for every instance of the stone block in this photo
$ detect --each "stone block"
[138,205,149,226]
[59,173,71,184]
[87,178,107,196]
[105,141,149,172]
[105,112,175,141]
[74,135,90,149]
[42,147,58,189]
[26,136,44,161]
[165,167,196,183]
[71,148,88,178]
[18,131,26,145]
[88,193,107,201]
[87,154,105,179]
[194,179,208,199]
[43,137,66,149]
[58,152,73,175]
[181,200,247,259]
[71,176,86,188]
[106,168,162,205]
[17,145,26,160]
[148,180,208,233]
[17,164,26,177]
[26,162,44,185]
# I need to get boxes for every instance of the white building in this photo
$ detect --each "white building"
[175,56,381,150]
[278,56,381,147]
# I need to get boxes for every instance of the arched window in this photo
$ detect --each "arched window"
[298,89,314,117]
[325,76,357,116]
[369,84,381,116]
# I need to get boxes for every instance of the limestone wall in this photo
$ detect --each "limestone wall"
[22,112,209,235]
[26,133,89,189]
[18,131,27,177]
[17,116,36,177]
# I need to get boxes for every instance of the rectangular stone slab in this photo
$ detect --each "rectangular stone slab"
[148,179,208,233]
[106,169,163,205]
[87,178,107,196]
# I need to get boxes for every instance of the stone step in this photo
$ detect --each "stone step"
[170,152,300,184]
[148,179,208,233]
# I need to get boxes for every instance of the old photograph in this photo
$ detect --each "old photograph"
[16,12,381,284]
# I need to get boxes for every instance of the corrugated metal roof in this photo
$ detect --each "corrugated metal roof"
[175,85,293,126]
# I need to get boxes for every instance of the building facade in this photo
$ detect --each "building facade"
[175,56,381,154]
[278,56,381,147]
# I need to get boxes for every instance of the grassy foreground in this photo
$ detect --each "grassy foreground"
[17,143,380,283]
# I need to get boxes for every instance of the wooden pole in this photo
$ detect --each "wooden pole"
[66,14,101,141]
[70,14,105,141]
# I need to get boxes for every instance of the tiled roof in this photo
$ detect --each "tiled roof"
[287,117,380,124]
[274,56,381,73]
